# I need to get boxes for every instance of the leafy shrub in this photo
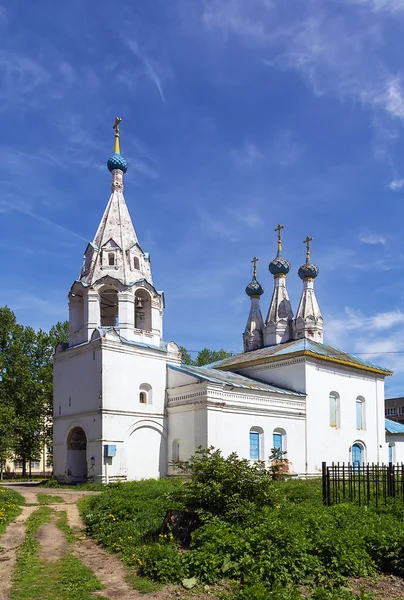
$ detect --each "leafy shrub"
[171,447,282,520]
[140,542,186,583]
[81,450,404,597]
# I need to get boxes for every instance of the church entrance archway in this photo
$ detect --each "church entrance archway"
[67,427,87,482]
[126,425,166,480]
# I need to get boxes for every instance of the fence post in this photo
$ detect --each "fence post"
[322,462,327,505]
[388,462,395,498]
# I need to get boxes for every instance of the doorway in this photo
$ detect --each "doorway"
[67,427,87,482]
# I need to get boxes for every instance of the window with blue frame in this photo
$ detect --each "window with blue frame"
[273,432,283,451]
[356,397,365,429]
[249,431,260,460]
[329,393,339,427]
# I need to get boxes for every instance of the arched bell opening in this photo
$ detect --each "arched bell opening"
[134,289,152,331]
[100,288,119,327]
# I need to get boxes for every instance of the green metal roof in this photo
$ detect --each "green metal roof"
[208,338,392,375]
[168,364,305,396]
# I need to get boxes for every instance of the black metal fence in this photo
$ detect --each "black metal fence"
[322,462,404,506]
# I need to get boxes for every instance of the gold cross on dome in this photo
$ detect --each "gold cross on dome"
[304,236,313,261]
[274,224,284,251]
[251,256,259,278]
[113,116,122,134]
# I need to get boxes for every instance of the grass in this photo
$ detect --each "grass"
[10,506,107,600]
[43,479,108,491]
[125,571,164,593]
[0,485,25,537]
[36,493,64,505]
[55,510,76,543]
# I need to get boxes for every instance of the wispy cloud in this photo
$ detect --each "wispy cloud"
[0,197,89,242]
[127,39,166,102]
[0,51,49,108]
[360,233,386,245]
[231,131,302,170]
[388,178,404,191]
[231,142,266,169]
[326,307,404,377]
[198,205,263,242]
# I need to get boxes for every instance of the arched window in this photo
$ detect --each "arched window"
[134,257,140,270]
[329,392,339,428]
[135,290,152,331]
[108,253,115,266]
[139,383,152,405]
[100,288,119,327]
[249,427,263,460]
[356,396,365,430]
[172,439,180,462]
[272,428,287,454]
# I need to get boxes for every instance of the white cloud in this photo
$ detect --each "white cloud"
[127,40,166,102]
[353,0,404,12]
[197,0,404,124]
[231,142,266,169]
[360,233,386,245]
[388,178,404,190]
[326,307,404,377]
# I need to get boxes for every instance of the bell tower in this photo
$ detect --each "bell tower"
[68,117,164,347]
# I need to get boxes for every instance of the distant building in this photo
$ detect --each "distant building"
[385,397,404,424]
[53,119,398,483]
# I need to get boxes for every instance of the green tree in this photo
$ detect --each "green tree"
[195,348,232,366]
[0,310,69,477]
[179,346,232,366]
[0,307,19,477]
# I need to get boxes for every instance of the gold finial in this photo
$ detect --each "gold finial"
[113,117,122,154]
[304,236,313,262]
[251,256,259,278]
[274,224,284,252]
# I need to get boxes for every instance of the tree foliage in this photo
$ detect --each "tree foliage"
[179,346,232,366]
[0,306,68,476]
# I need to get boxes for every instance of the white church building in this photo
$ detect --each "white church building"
[53,120,398,482]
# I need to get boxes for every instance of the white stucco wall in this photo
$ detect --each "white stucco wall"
[167,373,306,474]
[304,361,387,472]
[386,434,404,463]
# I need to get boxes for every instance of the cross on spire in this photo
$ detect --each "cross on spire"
[274,224,284,252]
[113,117,122,153]
[304,236,313,262]
[251,256,259,278]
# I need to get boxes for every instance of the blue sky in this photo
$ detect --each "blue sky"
[2,0,404,394]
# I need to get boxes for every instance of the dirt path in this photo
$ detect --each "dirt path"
[64,502,143,599]
[0,485,145,600]
[0,505,37,600]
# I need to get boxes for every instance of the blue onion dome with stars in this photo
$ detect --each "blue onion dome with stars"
[298,262,319,280]
[107,152,128,173]
[246,275,264,297]
[298,236,319,280]
[246,257,264,297]
[269,224,291,277]
[269,252,291,277]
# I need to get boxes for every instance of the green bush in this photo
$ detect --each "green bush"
[80,449,404,598]
[171,447,282,521]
